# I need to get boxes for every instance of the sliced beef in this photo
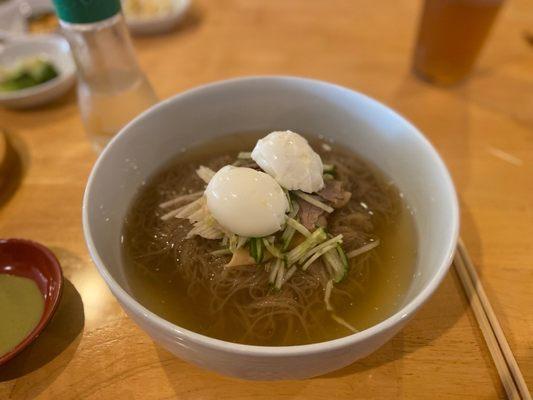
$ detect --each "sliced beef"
[318,180,352,208]
[295,180,351,230]
[296,198,327,231]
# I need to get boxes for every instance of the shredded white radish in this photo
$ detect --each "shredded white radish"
[294,191,334,213]
[236,236,248,250]
[162,196,224,239]
[286,217,311,237]
[263,238,282,258]
[283,265,297,283]
[324,261,333,277]
[196,166,216,184]
[269,259,282,284]
[274,264,285,289]
[211,249,232,256]
[160,207,182,221]
[300,234,343,265]
[302,243,338,271]
[324,280,334,311]
[323,249,340,273]
[159,191,203,209]
[188,204,209,223]
[346,240,380,259]
[160,197,204,220]
[186,220,223,240]
[175,197,204,219]
[237,151,252,159]
[331,314,358,333]
[287,199,300,219]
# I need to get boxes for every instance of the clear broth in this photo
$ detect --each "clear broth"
[122,133,417,346]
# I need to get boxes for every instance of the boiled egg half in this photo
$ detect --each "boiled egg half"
[205,166,289,237]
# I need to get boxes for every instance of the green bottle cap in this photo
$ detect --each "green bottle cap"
[52,0,121,24]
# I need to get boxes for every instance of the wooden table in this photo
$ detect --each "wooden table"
[0,0,531,398]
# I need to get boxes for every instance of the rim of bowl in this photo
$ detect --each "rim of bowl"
[0,238,64,365]
[0,35,75,100]
[83,75,459,357]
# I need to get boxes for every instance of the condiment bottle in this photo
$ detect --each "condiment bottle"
[51,0,158,152]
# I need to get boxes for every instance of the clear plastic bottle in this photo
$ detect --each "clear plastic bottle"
[52,0,158,152]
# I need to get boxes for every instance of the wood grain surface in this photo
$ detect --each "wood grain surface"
[0,131,5,169]
[0,0,531,398]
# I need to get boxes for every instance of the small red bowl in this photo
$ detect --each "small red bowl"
[0,238,63,365]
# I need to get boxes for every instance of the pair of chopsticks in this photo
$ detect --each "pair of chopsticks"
[454,239,531,399]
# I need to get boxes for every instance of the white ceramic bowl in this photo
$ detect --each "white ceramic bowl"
[0,35,75,109]
[124,0,190,35]
[83,76,459,380]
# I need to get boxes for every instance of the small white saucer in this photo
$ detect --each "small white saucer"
[0,34,75,109]
[125,0,191,35]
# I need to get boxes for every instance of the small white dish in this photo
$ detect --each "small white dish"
[0,0,55,38]
[124,0,191,35]
[22,0,55,17]
[0,34,75,109]
[0,0,26,38]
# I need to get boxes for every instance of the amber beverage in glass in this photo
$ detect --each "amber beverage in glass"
[413,0,503,85]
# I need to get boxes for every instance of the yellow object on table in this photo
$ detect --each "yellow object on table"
[122,0,174,19]
[0,0,531,398]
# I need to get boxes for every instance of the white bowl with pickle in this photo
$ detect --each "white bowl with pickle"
[0,34,75,109]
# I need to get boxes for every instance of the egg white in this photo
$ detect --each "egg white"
[251,130,324,193]
[205,166,289,237]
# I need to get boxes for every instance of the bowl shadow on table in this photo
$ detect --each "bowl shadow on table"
[0,130,27,209]
[0,278,84,385]
[155,346,316,397]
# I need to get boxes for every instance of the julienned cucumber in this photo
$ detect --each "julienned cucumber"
[249,237,263,264]
[336,244,349,281]
[323,248,346,283]
[287,227,327,265]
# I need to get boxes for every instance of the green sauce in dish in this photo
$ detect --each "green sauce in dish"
[0,274,44,356]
